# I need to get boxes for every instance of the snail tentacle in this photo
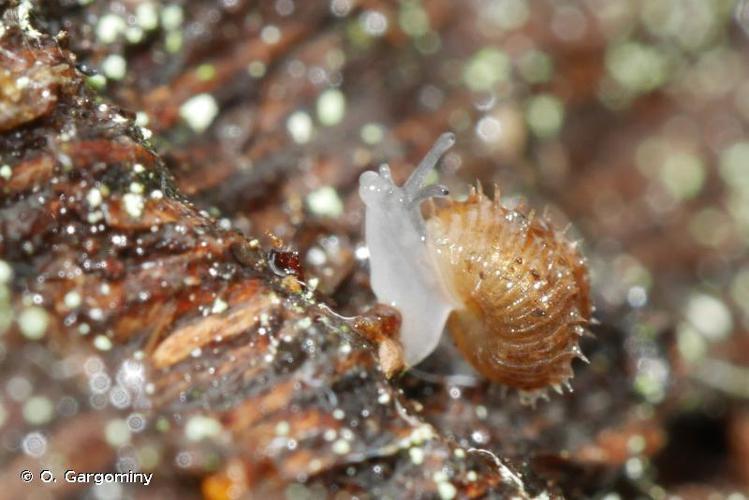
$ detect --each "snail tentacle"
[410,184,450,206]
[377,163,394,182]
[404,132,455,198]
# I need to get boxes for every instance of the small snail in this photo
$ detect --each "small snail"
[359,133,592,402]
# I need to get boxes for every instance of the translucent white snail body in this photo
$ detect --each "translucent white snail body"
[358,133,592,401]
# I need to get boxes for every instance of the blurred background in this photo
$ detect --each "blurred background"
[3,0,749,498]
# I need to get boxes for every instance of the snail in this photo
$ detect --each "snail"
[358,132,592,402]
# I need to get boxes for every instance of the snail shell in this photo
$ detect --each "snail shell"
[426,187,592,394]
[359,133,592,401]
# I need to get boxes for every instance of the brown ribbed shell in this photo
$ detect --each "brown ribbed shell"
[426,187,592,396]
